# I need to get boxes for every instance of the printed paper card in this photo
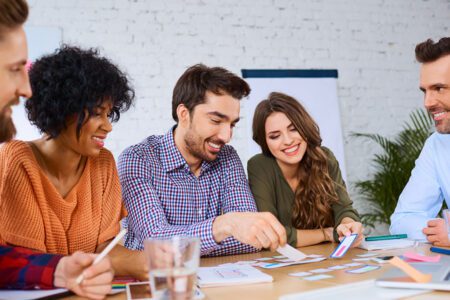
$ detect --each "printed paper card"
[258,257,326,269]
[289,271,312,277]
[330,234,358,258]
[346,265,380,274]
[276,244,307,261]
[302,274,333,281]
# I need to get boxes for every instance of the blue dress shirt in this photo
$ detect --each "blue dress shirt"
[390,132,450,239]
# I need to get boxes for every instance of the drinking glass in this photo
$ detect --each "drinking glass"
[144,236,200,300]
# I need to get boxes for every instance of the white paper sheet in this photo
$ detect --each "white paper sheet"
[276,245,307,261]
[279,280,429,300]
[0,288,68,300]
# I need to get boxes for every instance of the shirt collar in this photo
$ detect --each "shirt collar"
[160,126,188,172]
[159,126,220,174]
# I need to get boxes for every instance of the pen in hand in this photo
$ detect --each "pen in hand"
[75,229,127,285]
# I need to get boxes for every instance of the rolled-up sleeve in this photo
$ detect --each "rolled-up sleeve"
[390,136,443,240]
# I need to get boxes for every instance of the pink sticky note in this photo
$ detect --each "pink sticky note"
[403,252,441,263]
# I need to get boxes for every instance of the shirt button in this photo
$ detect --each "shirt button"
[198,208,202,215]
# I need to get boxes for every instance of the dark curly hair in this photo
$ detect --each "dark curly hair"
[26,45,135,138]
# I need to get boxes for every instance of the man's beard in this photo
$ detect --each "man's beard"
[0,107,16,143]
[184,127,224,163]
[184,129,214,162]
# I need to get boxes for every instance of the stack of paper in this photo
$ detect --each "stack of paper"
[358,239,416,251]
[197,265,273,287]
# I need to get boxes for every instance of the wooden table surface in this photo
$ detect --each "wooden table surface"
[67,243,449,300]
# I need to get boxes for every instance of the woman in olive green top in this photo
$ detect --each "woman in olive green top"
[248,92,364,248]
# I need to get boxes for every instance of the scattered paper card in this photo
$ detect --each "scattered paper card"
[353,257,373,262]
[303,274,333,281]
[273,255,287,259]
[258,257,326,269]
[258,262,292,269]
[255,257,273,261]
[310,268,332,273]
[328,265,348,270]
[307,254,324,258]
[346,265,380,274]
[356,253,378,258]
[277,244,307,261]
[330,234,358,258]
[343,262,363,267]
[289,271,312,277]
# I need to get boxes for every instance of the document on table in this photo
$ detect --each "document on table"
[279,279,429,300]
[197,265,273,287]
[0,288,69,300]
[358,239,416,251]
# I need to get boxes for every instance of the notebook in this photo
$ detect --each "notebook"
[197,265,273,287]
[358,239,416,251]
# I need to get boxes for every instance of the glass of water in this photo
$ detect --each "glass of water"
[144,236,200,300]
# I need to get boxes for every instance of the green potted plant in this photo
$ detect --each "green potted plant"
[352,109,434,229]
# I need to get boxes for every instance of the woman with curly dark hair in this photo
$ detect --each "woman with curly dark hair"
[0,45,147,280]
[248,92,364,248]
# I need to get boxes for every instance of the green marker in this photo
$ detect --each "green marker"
[365,234,408,241]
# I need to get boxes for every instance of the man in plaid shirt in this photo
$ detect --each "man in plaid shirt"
[119,64,287,256]
[0,1,113,297]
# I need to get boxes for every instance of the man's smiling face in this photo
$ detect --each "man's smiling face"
[420,54,450,133]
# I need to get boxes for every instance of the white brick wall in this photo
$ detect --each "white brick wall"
[26,0,449,214]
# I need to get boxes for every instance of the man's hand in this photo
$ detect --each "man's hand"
[423,218,450,247]
[54,251,114,300]
[213,212,287,251]
[336,218,364,248]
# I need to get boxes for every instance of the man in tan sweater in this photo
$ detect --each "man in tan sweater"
[0,1,113,298]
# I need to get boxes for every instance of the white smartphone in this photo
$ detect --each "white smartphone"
[126,282,205,300]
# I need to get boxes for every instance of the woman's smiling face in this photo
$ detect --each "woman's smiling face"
[57,101,113,156]
[265,111,307,167]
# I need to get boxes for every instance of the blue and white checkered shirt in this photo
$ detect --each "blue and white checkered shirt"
[118,127,258,256]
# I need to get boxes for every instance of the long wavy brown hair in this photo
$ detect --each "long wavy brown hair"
[252,92,339,229]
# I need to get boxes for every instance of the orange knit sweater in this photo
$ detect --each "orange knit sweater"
[0,140,126,255]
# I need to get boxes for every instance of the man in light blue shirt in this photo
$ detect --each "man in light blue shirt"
[390,37,450,247]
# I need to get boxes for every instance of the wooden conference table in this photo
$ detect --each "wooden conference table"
[68,243,449,300]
